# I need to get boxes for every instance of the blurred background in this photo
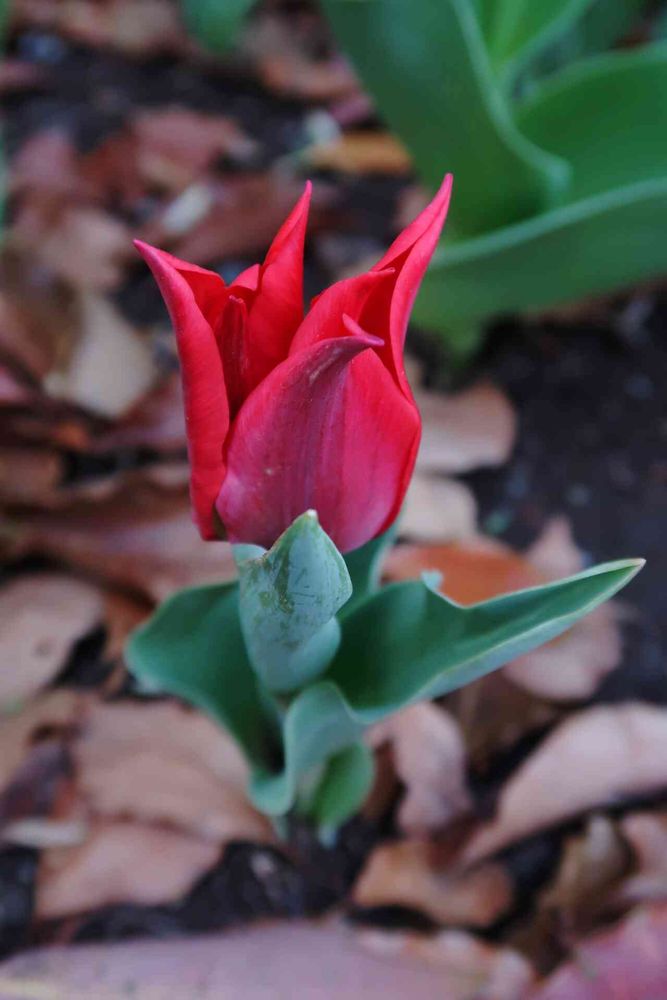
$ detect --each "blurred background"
[0,1,666,995]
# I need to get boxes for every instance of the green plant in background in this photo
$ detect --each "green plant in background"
[321,0,667,353]
[183,0,667,355]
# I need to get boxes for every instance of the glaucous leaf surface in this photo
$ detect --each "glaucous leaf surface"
[236,511,352,693]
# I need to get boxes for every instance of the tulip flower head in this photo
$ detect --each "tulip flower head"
[135,175,452,553]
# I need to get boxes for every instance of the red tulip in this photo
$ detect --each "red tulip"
[135,175,452,552]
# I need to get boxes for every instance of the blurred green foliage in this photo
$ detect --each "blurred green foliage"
[184,0,667,354]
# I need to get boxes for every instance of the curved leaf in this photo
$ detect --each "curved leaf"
[414,177,667,338]
[328,560,643,720]
[321,0,568,237]
[341,525,395,618]
[477,0,594,83]
[250,682,363,815]
[516,44,667,201]
[126,581,273,768]
[305,742,375,831]
[182,0,255,52]
[237,511,352,694]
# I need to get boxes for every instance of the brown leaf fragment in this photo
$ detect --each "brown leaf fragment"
[306,132,412,176]
[399,476,478,543]
[37,820,219,918]
[416,380,517,475]
[360,927,535,999]
[0,691,85,797]
[354,840,512,928]
[530,902,667,999]
[539,815,629,935]
[0,574,103,708]
[616,812,667,906]
[0,447,63,504]
[369,703,471,834]
[73,701,273,845]
[463,704,667,864]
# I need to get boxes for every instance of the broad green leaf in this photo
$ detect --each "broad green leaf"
[304,742,375,831]
[126,581,273,768]
[341,525,395,618]
[477,0,594,83]
[516,44,667,202]
[182,0,255,52]
[321,0,568,237]
[414,177,667,340]
[237,511,352,694]
[250,682,363,816]
[328,560,643,720]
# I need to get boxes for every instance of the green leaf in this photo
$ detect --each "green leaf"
[477,0,594,84]
[306,742,375,832]
[182,0,255,52]
[250,682,364,816]
[236,511,352,694]
[328,560,644,720]
[321,0,568,237]
[126,581,273,768]
[414,177,667,338]
[516,44,667,202]
[341,525,395,618]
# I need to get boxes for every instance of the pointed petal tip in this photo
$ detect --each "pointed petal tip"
[341,314,384,349]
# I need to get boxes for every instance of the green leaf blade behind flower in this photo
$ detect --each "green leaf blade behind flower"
[516,44,667,203]
[414,177,667,342]
[237,511,352,694]
[321,0,569,238]
[126,581,273,769]
[341,525,395,618]
[476,0,594,84]
[328,559,644,721]
[182,0,256,52]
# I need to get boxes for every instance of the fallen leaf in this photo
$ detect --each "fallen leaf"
[8,485,237,600]
[539,815,628,935]
[448,671,559,774]
[354,840,512,927]
[13,205,131,291]
[44,294,157,419]
[399,475,478,542]
[90,373,186,453]
[132,107,257,190]
[305,132,412,175]
[531,902,667,999]
[0,921,453,997]
[73,700,273,844]
[0,447,63,504]
[0,691,85,797]
[360,927,535,999]
[369,703,471,834]
[415,381,517,476]
[385,537,539,603]
[0,574,103,708]
[616,812,667,906]
[37,820,219,918]
[463,704,667,864]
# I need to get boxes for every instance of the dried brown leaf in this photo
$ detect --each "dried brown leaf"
[360,927,535,999]
[399,475,478,542]
[37,820,219,918]
[369,703,471,834]
[306,132,412,176]
[416,380,517,476]
[73,700,272,844]
[354,840,512,927]
[0,691,85,796]
[531,902,667,999]
[616,812,667,906]
[463,704,667,864]
[0,574,103,708]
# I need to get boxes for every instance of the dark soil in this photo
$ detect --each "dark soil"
[2,20,666,960]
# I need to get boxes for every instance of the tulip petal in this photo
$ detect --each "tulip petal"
[217,319,420,552]
[134,240,229,540]
[289,269,393,356]
[365,174,453,396]
[240,183,312,385]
